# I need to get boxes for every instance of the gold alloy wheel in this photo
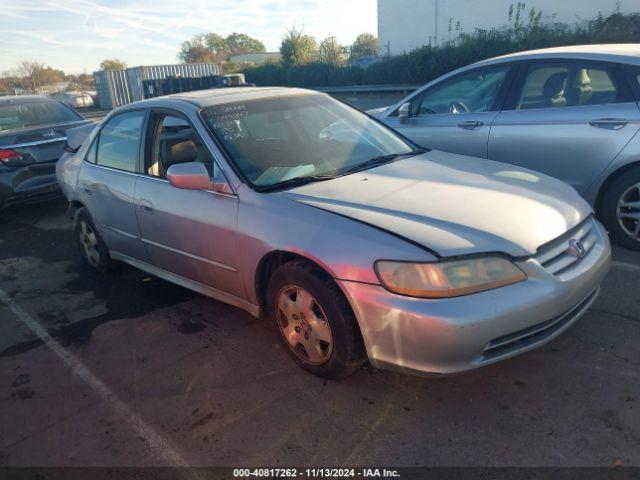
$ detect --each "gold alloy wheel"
[79,220,101,267]
[617,182,640,241]
[275,285,333,365]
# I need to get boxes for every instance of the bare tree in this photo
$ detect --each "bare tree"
[14,61,65,91]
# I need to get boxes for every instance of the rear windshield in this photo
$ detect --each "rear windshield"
[0,99,82,132]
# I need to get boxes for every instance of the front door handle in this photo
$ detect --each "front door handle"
[457,120,484,130]
[589,118,628,130]
[139,199,154,213]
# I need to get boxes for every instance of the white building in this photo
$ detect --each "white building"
[378,0,636,55]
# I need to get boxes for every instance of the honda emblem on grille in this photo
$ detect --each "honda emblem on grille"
[567,239,587,258]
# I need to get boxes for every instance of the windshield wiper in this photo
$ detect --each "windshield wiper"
[257,174,339,192]
[341,149,427,175]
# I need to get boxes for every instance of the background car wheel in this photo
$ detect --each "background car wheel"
[267,260,366,379]
[601,169,640,251]
[74,208,116,272]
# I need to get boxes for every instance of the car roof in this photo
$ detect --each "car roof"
[0,95,56,105]
[475,43,640,67]
[128,86,322,109]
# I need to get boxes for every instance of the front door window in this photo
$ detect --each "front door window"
[413,66,510,116]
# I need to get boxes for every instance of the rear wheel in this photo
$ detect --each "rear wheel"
[267,260,366,379]
[601,169,640,251]
[74,208,116,272]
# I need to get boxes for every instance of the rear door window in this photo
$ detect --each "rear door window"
[85,136,98,164]
[516,62,625,110]
[96,111,145,172]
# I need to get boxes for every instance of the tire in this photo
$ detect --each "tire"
[600,169,640,252]
[74,208,116,272]
[267,260,366,379]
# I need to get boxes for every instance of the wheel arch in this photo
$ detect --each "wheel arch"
[254,250,339,317]
[595,159,640,216]
[66,200,85,220]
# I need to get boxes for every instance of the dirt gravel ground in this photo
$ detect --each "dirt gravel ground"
[0,199,639,468]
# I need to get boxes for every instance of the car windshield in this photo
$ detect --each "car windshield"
[0,99,82,132]
[201,93,418,190]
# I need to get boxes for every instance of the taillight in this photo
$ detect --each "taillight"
[0,149,31,167]
[0,149,22,164]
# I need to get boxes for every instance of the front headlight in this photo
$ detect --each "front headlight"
[375,257,527,298]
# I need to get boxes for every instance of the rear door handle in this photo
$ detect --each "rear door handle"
[457,120,484,130]
[139,199,154,213]
[589,118,628,130]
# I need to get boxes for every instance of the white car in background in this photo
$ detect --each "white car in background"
[51,91,94,109]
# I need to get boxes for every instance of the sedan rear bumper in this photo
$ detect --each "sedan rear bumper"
[338,219,611,376]
[0,163,61,208]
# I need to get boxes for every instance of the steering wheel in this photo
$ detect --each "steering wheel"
[315,137,342,162]
[450,100,469,114]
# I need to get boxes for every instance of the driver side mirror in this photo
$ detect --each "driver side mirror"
[398,102,411,124]
[167,161,234,194]
[167,162,213,191]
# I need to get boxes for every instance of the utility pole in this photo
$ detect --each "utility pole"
[434,0,439,46]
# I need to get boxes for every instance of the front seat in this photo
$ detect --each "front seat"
[565,69,593,106]
[160,138,198,173]
[541,72,568,108]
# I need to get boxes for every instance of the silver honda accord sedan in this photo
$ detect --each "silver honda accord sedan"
[57,87,611,379]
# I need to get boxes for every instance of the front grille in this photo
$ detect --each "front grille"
[534,216,600,280]
[480,288,598,361]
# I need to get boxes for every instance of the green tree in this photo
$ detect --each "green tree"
[178,43,217,63]
[350,33,379,61]
[226,33,266,57]
[318,37,347,66]
[99,59,127,70]
[203,33,230,61]
[178,33,228,63]
[280,27,317,68]
[222,61,241,74]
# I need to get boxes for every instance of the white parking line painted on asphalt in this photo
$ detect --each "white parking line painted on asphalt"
[0,287,196,472]
[612,261,640,273]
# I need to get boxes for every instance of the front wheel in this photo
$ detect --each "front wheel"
[600,169,640,251]
[267,260,366,379]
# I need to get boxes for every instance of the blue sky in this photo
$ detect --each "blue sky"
[1,0,377,73]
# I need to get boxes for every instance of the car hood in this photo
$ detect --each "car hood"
[282,150,592,257]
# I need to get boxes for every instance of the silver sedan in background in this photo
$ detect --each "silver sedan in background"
[57,88,610,379]
[371,44,640,251]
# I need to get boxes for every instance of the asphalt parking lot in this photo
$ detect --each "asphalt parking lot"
[0,199,639,468]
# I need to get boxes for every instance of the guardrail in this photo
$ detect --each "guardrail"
[315,84,420,95]
[74,84,418,120]
[82,109,110,119]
